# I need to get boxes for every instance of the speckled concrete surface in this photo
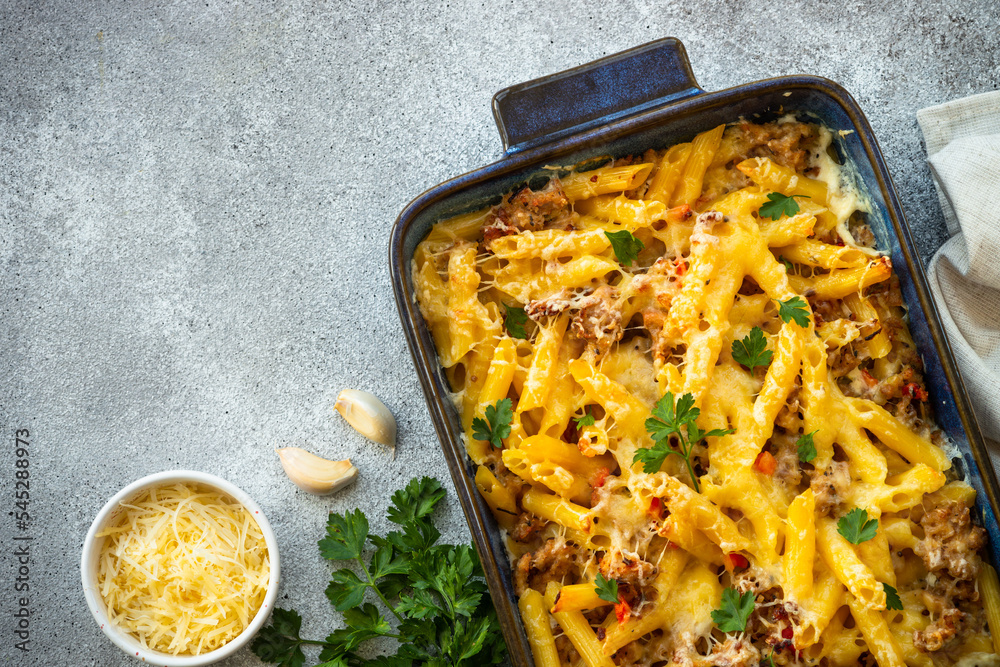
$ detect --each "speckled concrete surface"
[0,1,997,665]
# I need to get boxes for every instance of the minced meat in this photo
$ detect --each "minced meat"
[915,502,985,580]
[482,180,571,244]
[914,608,971,653]
[514,537,583,596]
[568,285,623,356]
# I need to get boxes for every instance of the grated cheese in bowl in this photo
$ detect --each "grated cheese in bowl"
[94,482,271,657]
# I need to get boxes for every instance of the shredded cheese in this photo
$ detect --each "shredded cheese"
[96,483,270,655]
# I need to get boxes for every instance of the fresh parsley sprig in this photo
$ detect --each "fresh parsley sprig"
[605,229,644,267]
[796,431,818,463]
[633,392,734,492]
[503,305,528,339]
[574,409,596,428]
[594,573,619,604]
[711,587,755,633]
[838,508,878,544]
[758,192,809,220]
[252,478,507,667]
[472,398,513,449]
[776,296,811,327]
[731,327,773,375]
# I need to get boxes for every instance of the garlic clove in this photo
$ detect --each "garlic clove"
[276,447,358,495]
[334,389,397,459]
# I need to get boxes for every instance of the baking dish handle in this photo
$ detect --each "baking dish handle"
[492,37,704,154]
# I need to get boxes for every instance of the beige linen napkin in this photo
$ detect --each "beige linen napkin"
[917,90,1000,472]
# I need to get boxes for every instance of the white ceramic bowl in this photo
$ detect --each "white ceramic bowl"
[81,470,281,666]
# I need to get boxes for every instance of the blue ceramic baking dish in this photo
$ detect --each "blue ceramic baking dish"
[389,37,1000,666]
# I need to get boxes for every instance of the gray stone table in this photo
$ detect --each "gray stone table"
[1,1,997,665]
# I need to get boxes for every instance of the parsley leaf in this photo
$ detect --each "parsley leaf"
[797,431,818,463]
[605,229,645,267]
[594,573,619,604]
[471,398,513,449]
[758,192,809,220]
[574,410,596,427]
[313,658,349,667]
[711,587,755,633]
[396,588,444,620]
[635,392,733,492]
[633,445,672,476]
[781,257,795,274]
[838,508,879,544]
[253,478,508,667]
[884,583,903,611]
[731,327,773,375]
[450,611,501,662]
[325,569,368,611]
[387,477,446,527]
[406,543,485,619]
[251,608,307,667]
[359,658,411,667]
[368,544,410,581]
[376,477,447,554]
[776,296,811,327]
[686,422,734,445]
[319,509,369,561]
[324,604,393,652]
[644,391,696,442]
[503,305,528,339]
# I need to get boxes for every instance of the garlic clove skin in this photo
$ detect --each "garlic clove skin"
[334,389,397,458]
[276,447,358,495]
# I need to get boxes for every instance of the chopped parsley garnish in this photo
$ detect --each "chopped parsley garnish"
[574,410,596,428]
[711,587,755,633]
[472,398,513,449]
[758,192,809,220]
[838,508,879,545]
[776,296,811,327]
[503,305,528,339]
[634,392,733,492]
[605,229,645,267]
[594,573,619,604]
[731,327,773,375]
[796,431,818,463]
[884,583,903,611]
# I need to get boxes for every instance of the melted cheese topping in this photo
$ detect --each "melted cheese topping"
[96,483,270,655]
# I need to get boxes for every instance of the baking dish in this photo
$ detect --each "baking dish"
[389,37,1000,666]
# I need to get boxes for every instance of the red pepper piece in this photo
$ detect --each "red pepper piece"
[902,383,928,401]
[725,553,750,570]
[647,496,662,519]
[753,450,777,475]
[614,595,632,624]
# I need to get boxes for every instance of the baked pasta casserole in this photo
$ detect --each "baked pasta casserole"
[412,119,1000,667]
